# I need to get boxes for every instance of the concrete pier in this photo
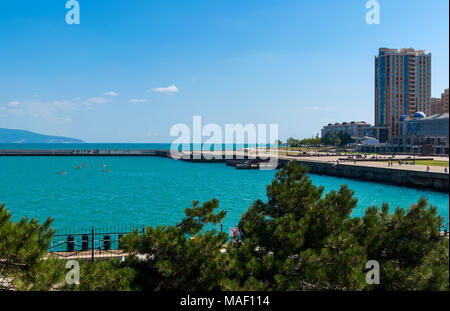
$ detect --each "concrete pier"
[0,149,168,156]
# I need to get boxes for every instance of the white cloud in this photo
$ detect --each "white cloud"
[104,91,119,96]
[152,85,179,94]
[0,99,76,122]
[304,106,335,111]
[84,97,108,104]
[7,101,21,107]
[82,97,109,109]
[129,98,148,103]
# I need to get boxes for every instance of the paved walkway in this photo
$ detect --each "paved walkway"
[284,155,449,174]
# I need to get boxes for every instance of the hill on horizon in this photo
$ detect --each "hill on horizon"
[0,128,84,143]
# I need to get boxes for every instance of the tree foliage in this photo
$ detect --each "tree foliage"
[0,203,134,291]
[121,199,230,290]
[0,203,65,290]
[321,131,353,146]
[61,259,135,291]
[286,136,321,147]
[224,162,448,290]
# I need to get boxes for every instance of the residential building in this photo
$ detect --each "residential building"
[375,48,431,141]
[321,121,371,138]
[443,88,449,113]
[431,97,443,115]
[431,88,449,115]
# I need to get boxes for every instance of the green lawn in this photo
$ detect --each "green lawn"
[402,160,449,167]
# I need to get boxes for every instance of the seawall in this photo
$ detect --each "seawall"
[282,159,449,193]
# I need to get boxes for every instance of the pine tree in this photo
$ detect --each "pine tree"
[121,199,230,290]
[223,161,448,290]
[0,203,65,290]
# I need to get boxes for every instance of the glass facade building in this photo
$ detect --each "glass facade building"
[375,48,431,142]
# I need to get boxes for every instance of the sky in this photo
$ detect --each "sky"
[0,0,448,143]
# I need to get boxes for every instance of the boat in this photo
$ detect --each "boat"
[235,160,258,170]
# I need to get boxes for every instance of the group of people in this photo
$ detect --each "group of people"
[387,160,448,173]
[387,160,400,167]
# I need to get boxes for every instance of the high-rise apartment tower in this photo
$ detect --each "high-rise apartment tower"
[375,48,431,141]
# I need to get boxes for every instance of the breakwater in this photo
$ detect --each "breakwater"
[0,149,170,156]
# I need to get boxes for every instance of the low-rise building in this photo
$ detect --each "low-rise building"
[360,113,449,155]
[321,121,371,138]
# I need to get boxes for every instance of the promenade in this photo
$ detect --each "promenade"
[282,155,449,174]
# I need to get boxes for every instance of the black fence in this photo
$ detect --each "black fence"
[441,215,449,236]
[48,216,448,262]
[48,225,146,261]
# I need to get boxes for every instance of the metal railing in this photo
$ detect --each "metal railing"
[441,215,449,237]
[47,216,448,262]
[48,225,146,261]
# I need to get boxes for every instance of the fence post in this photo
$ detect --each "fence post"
[104,235,111,251]
[91,226,95,262]
[67,235,74,252]
[82,234,89,251]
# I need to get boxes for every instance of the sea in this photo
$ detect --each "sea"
[0,143,448,234]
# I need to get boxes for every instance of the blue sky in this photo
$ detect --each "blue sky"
[0,0,448,142]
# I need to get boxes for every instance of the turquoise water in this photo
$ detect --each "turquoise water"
[0,155,448,233]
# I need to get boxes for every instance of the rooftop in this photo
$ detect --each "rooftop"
[324,121,370,127]
[422,113,449,120]
[404,113,449,122]
[378,47,430,56]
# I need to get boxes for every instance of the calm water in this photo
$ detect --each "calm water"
[0,144,448,232]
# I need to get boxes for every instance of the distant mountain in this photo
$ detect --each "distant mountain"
[0,128,84,143]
